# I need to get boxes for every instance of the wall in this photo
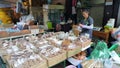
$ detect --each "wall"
[117,4,120,27]
[90,6,104,27]
[90,0,105,27]
[30,7,43,24]
[91,0,105,4]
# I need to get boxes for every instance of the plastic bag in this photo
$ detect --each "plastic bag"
[104,59,113,68]
[90,41,110,59]
[66,65,77,68]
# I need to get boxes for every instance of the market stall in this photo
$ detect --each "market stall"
[0,0,120,68]
[0,30,93,68]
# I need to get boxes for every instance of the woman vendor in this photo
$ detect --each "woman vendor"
[79,9,94,56]
[79,9,94,39]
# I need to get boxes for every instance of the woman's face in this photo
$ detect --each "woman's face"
[82,12,89,19]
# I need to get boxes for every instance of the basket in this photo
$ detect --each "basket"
[42,50,67,67]
[72,25,78,29]
[72,25,80,37]
[73,29,80,37]
[67,46,81,58]
[4,55,48,68]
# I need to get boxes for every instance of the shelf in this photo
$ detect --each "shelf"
[0,34,32,40]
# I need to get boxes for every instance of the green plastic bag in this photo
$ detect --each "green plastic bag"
[109,43,120,57]
[90,41,110,59]
[109,44,119,51]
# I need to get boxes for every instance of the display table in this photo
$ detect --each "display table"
[0,32,92,68]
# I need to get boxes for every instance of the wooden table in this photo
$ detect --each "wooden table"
[93,30,110,43]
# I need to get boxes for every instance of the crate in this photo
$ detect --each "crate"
[0,49,8,63]
[2,55,10,66]
[0,49,7,56]
[9,32,22,36]
[67,46,81,58]
[30,60,48,68]
[42,50,67,67]
[3,55,48,68]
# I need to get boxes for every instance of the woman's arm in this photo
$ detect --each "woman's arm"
[79,23,93,29]
[81,24,93,29]
[80,16,94,29]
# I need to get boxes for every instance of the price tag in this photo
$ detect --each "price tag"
[35,29,39,34]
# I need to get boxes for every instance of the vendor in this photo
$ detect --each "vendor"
[79,9,94,56]
[79,9,94,39]
[14,14,34,30]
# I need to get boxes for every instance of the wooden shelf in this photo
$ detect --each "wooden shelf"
[93,31,109,43]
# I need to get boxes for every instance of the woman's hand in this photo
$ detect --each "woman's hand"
[79,24,83,27]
